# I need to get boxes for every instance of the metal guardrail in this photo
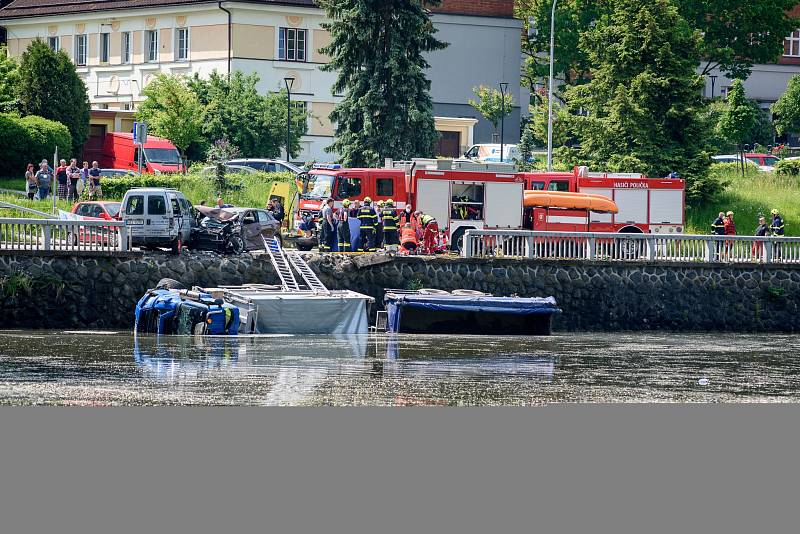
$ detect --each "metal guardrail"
[462,229,800,264]
[0,218,131,253]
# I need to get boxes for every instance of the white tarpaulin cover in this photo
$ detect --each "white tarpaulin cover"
[247,292,371,335]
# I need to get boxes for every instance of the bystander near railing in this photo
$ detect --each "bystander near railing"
[0,218,130,254]
[462,229,800,264]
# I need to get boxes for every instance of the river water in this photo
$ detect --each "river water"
[0,331,798,405]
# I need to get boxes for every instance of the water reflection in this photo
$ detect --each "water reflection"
[1,331,799,405]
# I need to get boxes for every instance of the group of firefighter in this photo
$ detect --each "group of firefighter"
[317,197,442,254]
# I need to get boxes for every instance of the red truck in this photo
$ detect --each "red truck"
[293,164,685,251]
[97,132,185,174]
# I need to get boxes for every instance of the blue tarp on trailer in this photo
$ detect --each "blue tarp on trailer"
[384,294,561,335]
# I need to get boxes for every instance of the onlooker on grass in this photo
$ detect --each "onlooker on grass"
[25,163,37,200]
[35,162,52,200]
[88,161,102,199]
[55,159,69,200]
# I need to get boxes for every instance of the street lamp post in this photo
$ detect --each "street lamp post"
[284,77,295,163]
[547,0,558,172]
[499,82,509,163]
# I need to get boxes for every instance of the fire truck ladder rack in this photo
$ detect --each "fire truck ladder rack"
[286,250,330,294]
[264,236,301,292]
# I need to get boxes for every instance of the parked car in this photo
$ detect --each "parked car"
[227,158,304,174]
[199,165,258,176]
[462,144,521,163]
[191,206,281,254]
[711,153,780,172]
[67,201,123,246]
[120,188,195,252]
[100,169,139,179]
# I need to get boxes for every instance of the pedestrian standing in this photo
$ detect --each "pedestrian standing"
[711,211,725,260]
[79,162,90,198]
[358,197,379,252]
[267,198,285,224]
[724,211,736,259]
[35,162,52,200]
[67,158,81,202]
[24,163,36,200]
[88,161,103,199]
[55,159,69,200]
[374,200,385,249]
[753,216,769,261]
[381,199,400,252]
[348,199,362,251]
[338,199,352,252]
[319,198,337,252]
[770,209,785,260]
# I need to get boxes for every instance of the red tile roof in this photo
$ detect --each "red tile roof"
[0,0,316,19]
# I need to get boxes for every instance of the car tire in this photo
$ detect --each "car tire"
[229,235,245,255]
[296,242,313,252]
[155,278,187,291]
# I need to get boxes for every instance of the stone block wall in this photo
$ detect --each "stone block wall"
[0,251,798,332]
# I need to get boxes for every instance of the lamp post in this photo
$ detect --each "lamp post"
[284,77,295,163]
[547,0,558,172]
[499,82,509,163]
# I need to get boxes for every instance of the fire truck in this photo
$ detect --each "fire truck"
[292,164,685,251]
[518,167,685,235]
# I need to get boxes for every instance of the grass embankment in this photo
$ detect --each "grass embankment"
[0,172,297,218]
[686,165,800,235]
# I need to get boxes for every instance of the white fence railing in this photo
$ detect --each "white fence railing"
[462,229,800,264]
[0,218,130,253]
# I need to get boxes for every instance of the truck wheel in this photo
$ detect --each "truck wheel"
[156,278,187,290]
[450,227,472,253]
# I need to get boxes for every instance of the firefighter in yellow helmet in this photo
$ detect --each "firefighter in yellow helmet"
[381,199,400,252]
[338,199,352,252]
[358,197,379,252]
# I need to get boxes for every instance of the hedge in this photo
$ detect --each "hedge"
[775,159,800,177]
[0,113,72,177]
[100,174,189,199]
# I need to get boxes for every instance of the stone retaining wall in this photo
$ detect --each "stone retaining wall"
[1,251,798,331]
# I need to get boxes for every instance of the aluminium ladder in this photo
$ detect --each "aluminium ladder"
[264,236,300,291]
[286,250,329,294]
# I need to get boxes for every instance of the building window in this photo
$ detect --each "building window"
[100,33,110,63]
[146,30,159,62]
[47,36,59,52]
[176,27,189,61]
[75,34,87,66]
[122,32,132,64]
[786,30,800,57]
[278,28,306,61]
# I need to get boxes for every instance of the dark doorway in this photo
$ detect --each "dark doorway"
[436,131,461,158]
[83,124,107,164]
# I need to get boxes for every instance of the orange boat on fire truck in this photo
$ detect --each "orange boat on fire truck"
[291,164,684,251]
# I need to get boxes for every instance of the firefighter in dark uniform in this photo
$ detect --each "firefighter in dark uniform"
[358,197,379,252]
[711,211,725,260]
[338,199,352,252]
[771,209,785,259]
[381,199,400,252]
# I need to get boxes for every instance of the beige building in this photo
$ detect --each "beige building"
[1,0,522,161]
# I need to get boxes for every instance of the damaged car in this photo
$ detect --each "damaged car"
[191,206,281,254]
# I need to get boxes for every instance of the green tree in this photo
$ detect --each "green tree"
[517,0,797,93]
[136,74,203,165]
[17,39,90,157]
[716,80,759,148]
[187,71,307,160]
[566,0,713,200]
[0,45,20,113]
[319,0,447,167]
[524,95,571,148]
[468,85,515,134]
[772,75,800,137]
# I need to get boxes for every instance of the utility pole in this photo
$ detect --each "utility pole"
[547,0,558,172]
[499,82,509,163]
[284,77,295,163]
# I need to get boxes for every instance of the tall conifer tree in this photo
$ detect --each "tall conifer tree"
[319,0,446,167]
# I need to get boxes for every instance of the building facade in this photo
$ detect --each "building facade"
[0,0,522,162]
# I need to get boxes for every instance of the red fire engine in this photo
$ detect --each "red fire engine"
[292,164,685,251]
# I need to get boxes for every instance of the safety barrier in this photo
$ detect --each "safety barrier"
[0,218,130,253]
[462,229,800,264]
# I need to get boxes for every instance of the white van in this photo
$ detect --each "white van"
[121,188,195,251]
[463,144,520,163]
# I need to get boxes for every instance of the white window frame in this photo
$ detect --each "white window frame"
[75,34,87,66]
[100,32,110,63]
[786,30,800,57]
[121,32,132,64]
[175,27,189,61]
[47,36,59,52]
[278,27,307,62]
[145,30,159,63]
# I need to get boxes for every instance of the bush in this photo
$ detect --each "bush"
[0,113,71,177]
[775,159,800,177]
[100,174,188,199]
